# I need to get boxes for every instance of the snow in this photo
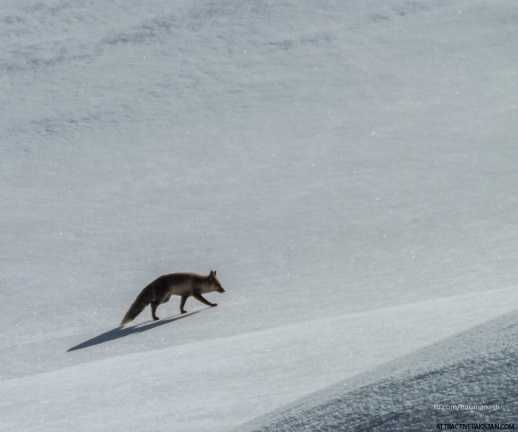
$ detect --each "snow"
[1,0,517,431]
[238,309,518,432]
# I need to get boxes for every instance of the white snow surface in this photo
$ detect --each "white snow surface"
[1,0,517,431]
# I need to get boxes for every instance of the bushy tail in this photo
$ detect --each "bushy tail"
[120,288,151,326]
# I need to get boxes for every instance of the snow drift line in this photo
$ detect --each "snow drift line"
[235,310,518,432]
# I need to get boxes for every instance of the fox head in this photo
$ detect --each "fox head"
[208,270,225,293]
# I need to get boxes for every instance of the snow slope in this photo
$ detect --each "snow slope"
[238,310,518,432]
[3,287,517,432]
[1,0,517,430]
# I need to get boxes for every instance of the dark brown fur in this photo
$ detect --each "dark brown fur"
[120,270,225,326]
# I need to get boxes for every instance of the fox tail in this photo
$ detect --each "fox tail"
[120,288,151,326]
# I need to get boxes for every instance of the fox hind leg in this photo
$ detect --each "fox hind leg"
[180,295,188,314]
[151,302,160,321]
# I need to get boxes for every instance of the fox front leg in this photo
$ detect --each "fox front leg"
[193,292,217,308]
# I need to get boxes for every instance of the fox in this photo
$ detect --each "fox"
[120,270,225,326]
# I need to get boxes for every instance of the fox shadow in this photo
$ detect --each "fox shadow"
[67,310,201,352]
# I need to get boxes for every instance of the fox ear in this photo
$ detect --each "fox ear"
[209,270,214,278]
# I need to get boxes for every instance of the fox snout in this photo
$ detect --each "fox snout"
[209,270,225,293]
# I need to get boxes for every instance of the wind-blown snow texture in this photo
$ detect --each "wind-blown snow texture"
[1,0,517,431]
[238,311,518,432]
